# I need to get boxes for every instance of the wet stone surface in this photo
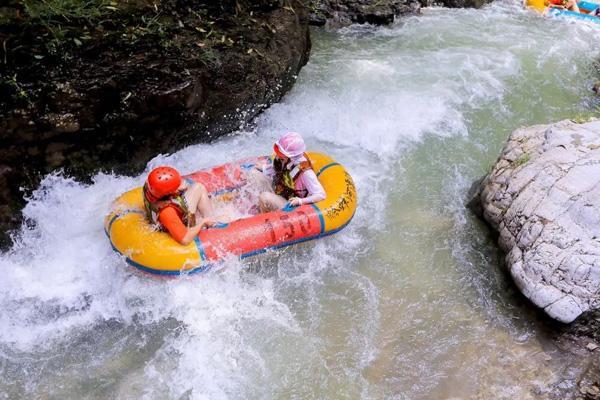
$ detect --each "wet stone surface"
[0,0,311,247]
[309,0,421,27]
[470,119,600,324]
[307,0,492,27]
[554,310,600,400]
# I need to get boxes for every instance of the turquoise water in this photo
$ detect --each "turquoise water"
[1,2,599,399]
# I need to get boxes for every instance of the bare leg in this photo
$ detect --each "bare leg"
[245,169,273,193]
[259,192,287,213]
[185,183,233,223]
[184,183,219,219]
[563,0,579,11]
[245,169,277,214]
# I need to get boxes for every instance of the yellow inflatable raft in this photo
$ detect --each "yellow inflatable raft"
[104,152,357,275]
[526,0,600,23]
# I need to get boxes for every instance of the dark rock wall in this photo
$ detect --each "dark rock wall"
[309,0,421,26]
[0,0,310,246]
[432,0,491,8]
[308,0,492,27]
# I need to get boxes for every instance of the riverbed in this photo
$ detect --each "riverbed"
[1,1,599,399]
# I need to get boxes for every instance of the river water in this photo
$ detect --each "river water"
[2,2,600,399]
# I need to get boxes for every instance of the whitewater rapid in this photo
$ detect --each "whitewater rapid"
[2,2,600,399]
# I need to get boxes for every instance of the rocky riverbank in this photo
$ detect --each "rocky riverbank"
[469,120,600,399]
[307,0,490,27]
[468,119,600,324]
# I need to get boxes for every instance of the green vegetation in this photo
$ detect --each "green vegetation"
[4,74,29,101]
[22,0,117,25]
[16,0,175,43]
[2,0,281,60]
[124,12,171,43]
[571,110,599,124]
[514,153,531,167]
[199,47,222,68]
[1,73,31,108]
[11,1,246,51]
[9,0,121,58]
[1,0,278,107]
[571,113,591,124]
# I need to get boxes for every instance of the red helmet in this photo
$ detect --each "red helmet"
[146,166,182,198]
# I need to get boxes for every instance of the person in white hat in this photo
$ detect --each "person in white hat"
[258,132,326,212]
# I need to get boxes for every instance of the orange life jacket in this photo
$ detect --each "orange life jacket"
[273,154,314,200]
[143,183,193,228]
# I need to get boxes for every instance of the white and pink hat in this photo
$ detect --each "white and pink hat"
[274,132,306,158]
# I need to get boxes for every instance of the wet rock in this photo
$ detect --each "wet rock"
[309,0,421,27]
[43,113,80,133]
[307,0,492,26]
[468,120,600,323]
[432,0,491,8]
[0,0,311,248]
[553,310,600,400]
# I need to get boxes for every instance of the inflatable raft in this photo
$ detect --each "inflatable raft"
[104,152,357,275]
[526,0,600,24]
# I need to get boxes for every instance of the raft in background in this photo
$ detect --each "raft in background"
[526,0,600,24]
[104,152,357,275]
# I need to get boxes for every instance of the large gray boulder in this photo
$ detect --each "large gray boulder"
[469,120,600,323]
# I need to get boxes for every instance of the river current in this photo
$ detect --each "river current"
[1,2,600,399]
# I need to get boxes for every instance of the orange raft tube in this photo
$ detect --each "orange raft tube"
[104,152,357,275]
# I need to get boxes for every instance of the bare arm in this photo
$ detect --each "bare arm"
[288,170,326,206]
[180,218,214,245]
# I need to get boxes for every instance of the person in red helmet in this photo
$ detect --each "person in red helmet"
[143,166,218,245]
[258,132,326,212]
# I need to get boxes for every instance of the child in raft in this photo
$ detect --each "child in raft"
[257,132,326,212]
[143,132,325,244]
[143,166,224,245]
